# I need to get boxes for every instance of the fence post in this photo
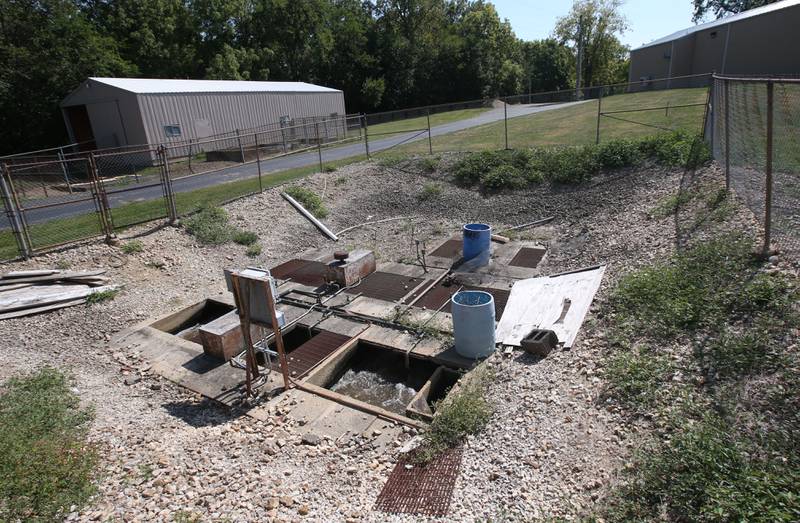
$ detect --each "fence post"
[595,88,603,145]
[363,114,371,159]
[503,98,509,150]
[236,129,245,163]
[426,108,433,155]
[188,139,194,173]
[315,122,324,172]
[88,154,115,241]
[159,146,178,224]
[0,164,32,259]
[724,79,731,190]
[254,133,264,193]
[57,147,73,194]
[763,81,774,257]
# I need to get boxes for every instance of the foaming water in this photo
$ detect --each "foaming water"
[330,368,418,415]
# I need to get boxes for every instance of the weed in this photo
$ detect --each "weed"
[417,155,440,173]
[232,230,258,246]
[334,176,347,186]
[0,368,97,522]
[651,189,697,218]
[323,165,336,173]
[184,206,234,245]
[415,365,493,463]
[419,182,443,200]
[284,186,328,219]
[120,239,144,254]
[480,164,528,190]
[603,345,672,411]
[377,155,406,168]
[86,288,119,305]
[138,463,154,480]
[173,511,203,523]
[246,243,262,257]
[55,259,71,270]
[145,259,166,269]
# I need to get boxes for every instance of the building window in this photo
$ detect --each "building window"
[710,31,718,39]
[164,124,182,138]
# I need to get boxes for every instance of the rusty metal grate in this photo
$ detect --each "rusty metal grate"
[375,446,463,517]
[429,239,462,259]
[344,271,427,302]
[266,330,350,378]
[414,282,510,317]
[269,259,328,286]
[508,247,547,268]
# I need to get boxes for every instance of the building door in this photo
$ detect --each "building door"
[64,105,96,151]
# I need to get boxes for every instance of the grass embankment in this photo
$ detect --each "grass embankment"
[365,107,489,137]
[184,206,262,257]
[0,368,98,521]
[393,87,708,153]
[598,220,800,520]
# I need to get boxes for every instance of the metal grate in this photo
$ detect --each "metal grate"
[375,446,463,517]
[414,282,510,317]
[344,271,427,302]
[266,330,350,378]
[508,247,547,268]
[269,259,328,286]
[429,239,462,259]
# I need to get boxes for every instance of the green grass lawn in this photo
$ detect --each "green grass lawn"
[391,87,709,154]
[0,155,365,261]
[366,107,490,137]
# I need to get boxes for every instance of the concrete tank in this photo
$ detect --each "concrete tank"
[451,290,496,359]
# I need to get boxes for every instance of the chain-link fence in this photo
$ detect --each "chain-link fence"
[712,75,800,257]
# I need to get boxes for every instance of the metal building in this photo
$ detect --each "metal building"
[60,78,346,150]
[629,0,800,88]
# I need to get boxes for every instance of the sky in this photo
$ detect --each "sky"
[491,0,701,50]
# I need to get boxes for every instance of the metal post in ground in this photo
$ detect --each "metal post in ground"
[0,164,32,259]
[595,88,603,145]
[363,114,371,159]
[254,133,264,193]
[504,98,509,150]
[763,81,774,257]
[724,79,731,190]
[159,146,178,223]
[57,147,72,193]
[188,139,194,173]
[88,154,115,241]
[236,128,245,163]
[315,122,324,172]
[426,109,433,155]
[4,169,33,253]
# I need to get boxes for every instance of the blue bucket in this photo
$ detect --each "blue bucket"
[451,290,496,358]
[462,223,492,265]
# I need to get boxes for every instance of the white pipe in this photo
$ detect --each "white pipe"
[281,192,338,241]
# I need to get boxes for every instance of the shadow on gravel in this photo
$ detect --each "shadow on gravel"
[163,397,245,427]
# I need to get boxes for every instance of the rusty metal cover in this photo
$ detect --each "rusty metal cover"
[375,446,463,517]
[508,247,547,268]
[414,282,510,317]
[269,259,327,286]
[344,271,426,302]
[429,239,462,259]
[266,330,350,378]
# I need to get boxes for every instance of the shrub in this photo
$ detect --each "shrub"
[246,243,262,257]
[603,346,672,410]
[542,146,600,184]
[120,240,144,254]
[284,186,328,219]
[597,139,643,169]
[453,150,505,185]
[417,155,440,173]
[480,164,528,190]
[86,288,119,304]
[0,368,98,521]
[419,182,443,200]
[184,206,234,245]
[232,230,258,246]
[640,131,711,168]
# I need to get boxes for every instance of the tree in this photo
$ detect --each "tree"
[691,0,779,22]
[520,39,574,93]
[554,0,628,88]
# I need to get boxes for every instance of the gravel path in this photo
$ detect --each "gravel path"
[0,158,752,521]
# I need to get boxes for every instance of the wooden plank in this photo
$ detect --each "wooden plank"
[0,284,119,313]
[2,269,59,278]
[0,283,33,292]
[0,270,106,286]
[0,298,87,320]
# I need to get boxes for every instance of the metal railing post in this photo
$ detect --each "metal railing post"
[503,98,509,150]
[763,81,774,257]
[595,87,603,144]
[236,128,245,163]
[724,79,731,190]
[0,164,32,259]
[159,146,178,223]
[426,108,433,154]
[315,122,324,172]
[363,114,371,159]
[254,133,264,193]
[188,138,194,173]
[88,154,115,241]
[57,147,73,193]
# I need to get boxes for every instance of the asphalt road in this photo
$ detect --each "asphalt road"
[12,101,583,227]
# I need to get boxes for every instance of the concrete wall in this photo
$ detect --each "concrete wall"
[630,3,800,86]
[137,91,346,146]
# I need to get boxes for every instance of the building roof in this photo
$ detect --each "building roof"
[633,0,800,51]
[87,77,342,94]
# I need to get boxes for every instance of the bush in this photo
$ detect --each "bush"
[284,186,328,219]
[597,139,643,169]
[86,288,119,304]
[453,150,505,185]
[418,182,443,200]
[120,240,144,254]
[541,145,600,184]
[232,230,258,246]
[184,206,234,245]
[245,243,262,257]
[417,156,439,173]
[480,164,527,190]
[639,130,711,168]
[0,368,97,521]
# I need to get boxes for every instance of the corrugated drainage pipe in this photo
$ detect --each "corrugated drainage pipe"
[451,290,496,359]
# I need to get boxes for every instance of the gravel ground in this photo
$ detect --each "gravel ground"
[0,157,764,521]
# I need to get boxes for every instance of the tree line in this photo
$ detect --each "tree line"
[1,0,635,155]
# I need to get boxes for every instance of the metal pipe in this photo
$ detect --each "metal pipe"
[426,109,433,154]
[763,81,774,257]
[281,192,338,241]
[595,88,603,144]
[724,79,731,189]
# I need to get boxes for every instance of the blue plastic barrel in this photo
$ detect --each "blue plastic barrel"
[462,223,492,265]
[451,290,496,358]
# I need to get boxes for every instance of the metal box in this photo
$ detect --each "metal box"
[325,249,376,287]
[223,268,285,327]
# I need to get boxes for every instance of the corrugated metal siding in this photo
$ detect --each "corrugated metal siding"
[137,91,346,146]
